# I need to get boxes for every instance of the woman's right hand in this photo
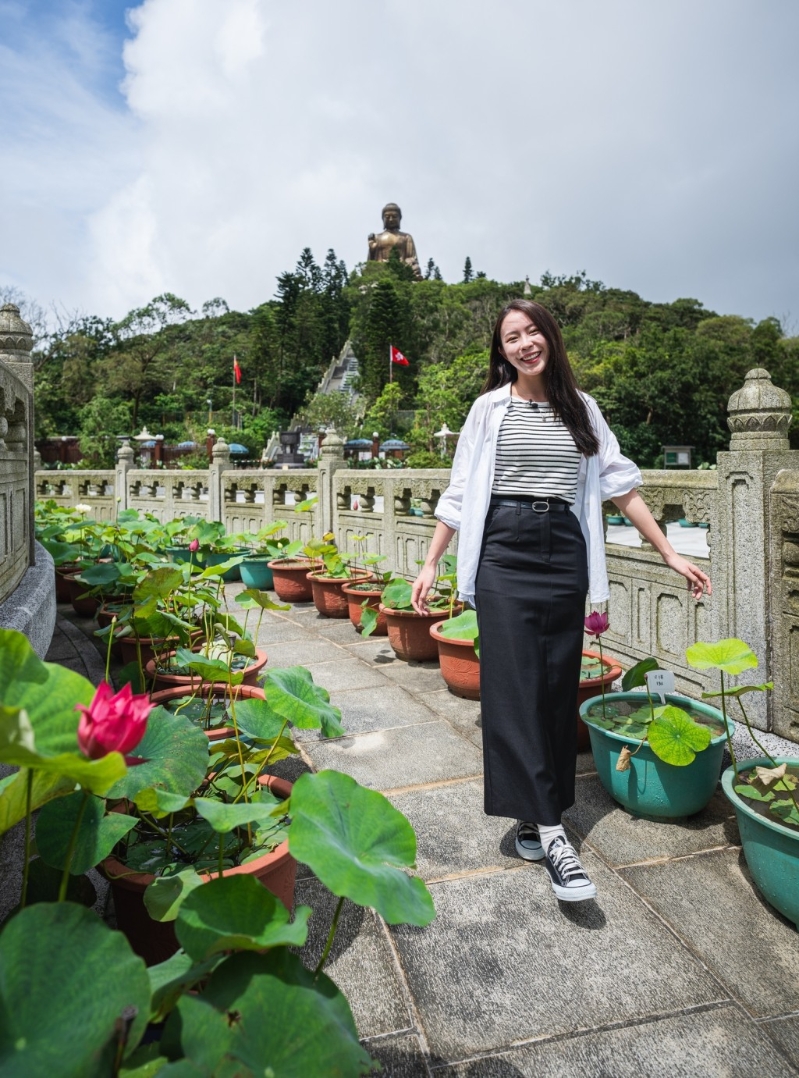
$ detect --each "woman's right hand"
[411,564,438,615]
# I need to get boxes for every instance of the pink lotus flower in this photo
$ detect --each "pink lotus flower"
[584,611,610,637]
[189,539,200,552]
[76,682,151,760]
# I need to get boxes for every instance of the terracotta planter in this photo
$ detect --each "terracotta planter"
[576,649,623,751]
[144,646,268,693]
[308,569,373,618]
[379,604,456,663]
[342,582,388,635]
[101,775,295,966]
[96,602,130,630]
[429,622,480,699]
[55,562,83,602]
[149,683,266,741]
[267,558,321,603]
[63,571,100,617]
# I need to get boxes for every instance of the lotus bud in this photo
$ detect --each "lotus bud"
[76,682,150,760]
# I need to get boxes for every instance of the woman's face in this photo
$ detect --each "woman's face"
[499,310,549,380]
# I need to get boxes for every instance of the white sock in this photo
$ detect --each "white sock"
[537,822,567,853]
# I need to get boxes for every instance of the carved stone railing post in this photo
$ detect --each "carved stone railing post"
[769,471,799,742]
[209,439,231,522]
[116,439,134,513]
[716,368,799,730]
[317,428,345,536]
[0,303,34,566]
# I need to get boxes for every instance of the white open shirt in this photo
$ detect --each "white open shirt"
[435,383,643,605]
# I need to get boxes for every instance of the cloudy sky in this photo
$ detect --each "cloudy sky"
[2,0,798,326]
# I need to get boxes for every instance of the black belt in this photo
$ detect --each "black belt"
[489,496,572,513]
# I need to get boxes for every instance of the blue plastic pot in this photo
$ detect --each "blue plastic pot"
[203,550,246,582]
[580,691,733,818]
[239,556,274,590]
[721,757,799,930]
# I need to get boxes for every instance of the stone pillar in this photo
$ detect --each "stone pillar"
[209,438,230,522]
[0,304,35,566]
[715,368,799,730]
[317,427,345,537]
[115,439,134,515]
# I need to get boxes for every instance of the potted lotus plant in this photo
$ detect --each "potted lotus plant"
[379,561,459,663]
[579,640,733,818]
[236,519,289,590]
[0,626,435,1075]
[688,639,799,929]
[308,534,375,618]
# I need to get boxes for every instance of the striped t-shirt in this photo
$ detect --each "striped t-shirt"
[492,398,582,503]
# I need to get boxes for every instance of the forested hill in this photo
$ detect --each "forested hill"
[33,248,799,469]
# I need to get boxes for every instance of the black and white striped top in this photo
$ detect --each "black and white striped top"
[492,399,582,503]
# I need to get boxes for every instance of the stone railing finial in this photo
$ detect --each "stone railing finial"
[320,426,345,462]
[117,438,135,466]
[0,303,34,396]
[212,437,231,465]
[727,368,792,452]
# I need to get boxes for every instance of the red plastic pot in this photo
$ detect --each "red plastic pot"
[429,622,480,699]
[379,604,455,663]
[267,558,321,603]
[576,649,622,751]
[308,569,373,618]
[342,582,388,635]
[149,682,267,742]
[100,775,295,966]
[144,646,268,693]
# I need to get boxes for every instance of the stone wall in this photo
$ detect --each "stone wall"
[34,369,799,739]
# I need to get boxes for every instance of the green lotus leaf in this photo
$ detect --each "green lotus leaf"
[106,706,209,801]
[236,588,290,611]
[686,638,758,676]
[734,783,775,803]
[145,949,219,1027]
[144,867,205,923]
[381,579,412,609]
[231,696,286,741]
[263,666,344,738]
[288,770,435,926]
[359,605,379,638]
[172,950,373,1076]
[770,798,799,828]
[0,902,150,1076]
[701,682,773,699]
[193,799,279,834]
[37,792,138,875]
[76,562,121,588]
[171,649,244,687]
[134,788,193,819]
[621,657,661,691]
[647,705,712,766]
[175,875,311,960]
[132,565,184,601]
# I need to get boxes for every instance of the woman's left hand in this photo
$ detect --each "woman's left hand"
[663,551,712,600]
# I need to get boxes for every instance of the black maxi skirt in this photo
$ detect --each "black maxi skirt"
[475,499,589,825]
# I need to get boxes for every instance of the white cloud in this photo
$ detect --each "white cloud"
[2,0,799,323]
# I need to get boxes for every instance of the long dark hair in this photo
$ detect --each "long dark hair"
[481,299,599,457]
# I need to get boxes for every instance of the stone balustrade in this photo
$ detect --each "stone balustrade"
[31,368,799,740]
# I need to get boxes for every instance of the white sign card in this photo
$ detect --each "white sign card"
[645,669,675,703]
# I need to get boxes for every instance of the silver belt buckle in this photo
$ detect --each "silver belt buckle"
[532,499,550,513]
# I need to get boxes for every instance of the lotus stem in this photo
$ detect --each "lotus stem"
[598,636,606,719]
[315,895,345,978]
[736,696,776,766]
[218,834,224,877]
[105,615,116,685]
[720,671,737,777]
[58,790,90,902]
[20,770,33,909]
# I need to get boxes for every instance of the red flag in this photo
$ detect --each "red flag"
[233,356,242,384]
[390,345,409,367]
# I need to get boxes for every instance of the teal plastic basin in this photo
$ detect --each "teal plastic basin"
[239,556,274,590]
[580,691,733,818]
[721,758,799,930]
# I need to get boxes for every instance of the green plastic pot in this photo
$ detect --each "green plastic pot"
[239,555,274,590]
[721,757,799,930]
[580,691,733,818]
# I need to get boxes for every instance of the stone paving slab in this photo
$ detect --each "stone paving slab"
[295,685,440,742]
[390,856,725,1060]
[437,1004,797,1077]
[345,637,397,664]
[389,779,519,882]
[295,877,413,1040]
[416,691,483,749]
[259,637,350,668]
[365,1033,430,1077]
[378,661,452,696]
[565,775,740,866]
[254,618,318,645]
[620,847,799,1017]
[763,1015,799,1069]
[303,658,388,693]
[302,721,483,792]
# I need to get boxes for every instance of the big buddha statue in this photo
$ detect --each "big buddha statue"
[367,203,421,279]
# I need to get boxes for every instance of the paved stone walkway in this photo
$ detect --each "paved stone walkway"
[43,597,799,1076]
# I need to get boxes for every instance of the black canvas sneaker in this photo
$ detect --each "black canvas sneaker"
[543,836,597,901]
[515,821,545,862]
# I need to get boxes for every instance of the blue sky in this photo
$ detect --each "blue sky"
[2,0,799,328]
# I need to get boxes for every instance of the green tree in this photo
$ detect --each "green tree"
[77,396,132,467]
[362,383,405,440]
[462,257,473,284]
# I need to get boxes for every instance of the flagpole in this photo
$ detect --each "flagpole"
[232,354,237,429]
